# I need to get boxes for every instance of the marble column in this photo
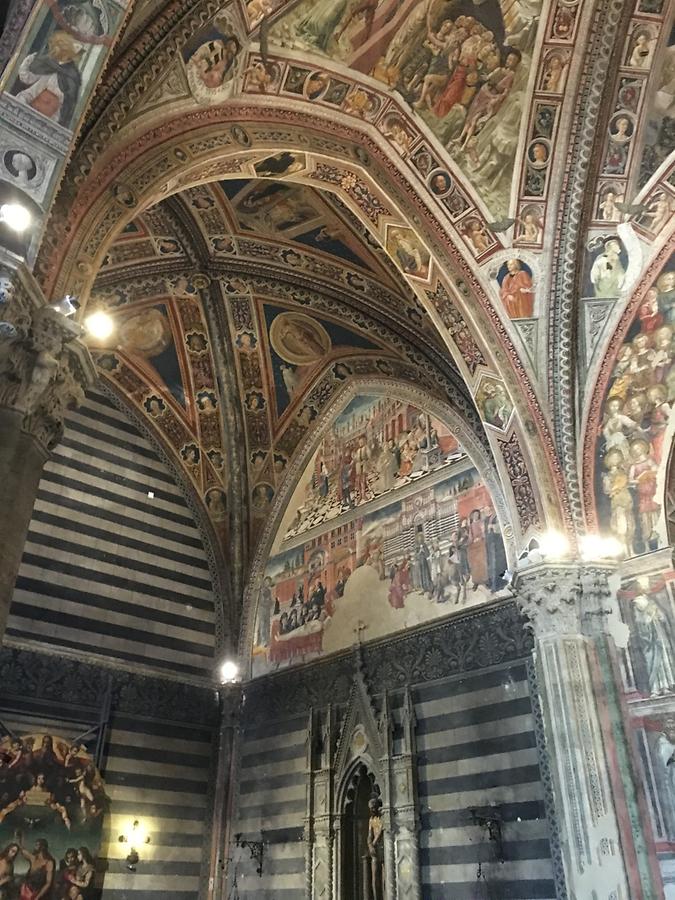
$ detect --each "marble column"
[514,561,662,900]
[0,261,95,638]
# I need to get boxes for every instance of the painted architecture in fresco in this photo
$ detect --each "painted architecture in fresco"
[0,732,105,899]
[271,0,543,216]
[251,396,509,675]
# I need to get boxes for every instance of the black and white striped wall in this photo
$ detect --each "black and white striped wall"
[8,389,216,682]
[230,604,561,900]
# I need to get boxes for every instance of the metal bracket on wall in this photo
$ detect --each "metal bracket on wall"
[470,807,505,875]
[234,833,264,876]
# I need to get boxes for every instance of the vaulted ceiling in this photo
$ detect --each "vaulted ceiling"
[8,0,673,648]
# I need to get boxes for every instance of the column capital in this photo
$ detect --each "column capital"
[0,258,96,453]
[513,560,618,640]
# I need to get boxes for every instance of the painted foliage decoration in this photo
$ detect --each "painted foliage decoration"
[595,254,675,557]
[271,0,545,216]
[0,733,106,899]
[251,395,509,676]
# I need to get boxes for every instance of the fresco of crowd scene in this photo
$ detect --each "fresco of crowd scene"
[272,0,540,213]
[599,265,675,557]
[284,406,464,539]
[254,398,508,671]
[0,734,104,900]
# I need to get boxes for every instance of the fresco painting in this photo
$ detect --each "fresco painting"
[638,22,675,188]
[595,255,675,557]
[496,258,535,319]
[7,0,122,132]
[616,572,675,888]
[181,17,241,103]
[0,732,106,899]
[219,179,383,272]
[251,396,509,675]
[263,306,381,416]
[271,0,545,215]
[115,304,186,407]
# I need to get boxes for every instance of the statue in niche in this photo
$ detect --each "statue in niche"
[633,589,675,696]
[366,797,384,900]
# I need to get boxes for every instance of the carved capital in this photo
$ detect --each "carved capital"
[513,561,617,641]
[0,261,96,452]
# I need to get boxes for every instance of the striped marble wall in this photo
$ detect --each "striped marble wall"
[0,646,219,900]
[231,709,307,899]
[415,663,556,899]
[8,389,216,681]
[231,605,560,899]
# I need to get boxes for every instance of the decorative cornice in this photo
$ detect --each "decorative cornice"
[242,600,532,719]
[0,644,220,726]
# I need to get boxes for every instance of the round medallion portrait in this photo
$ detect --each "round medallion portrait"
[270,312,331,366]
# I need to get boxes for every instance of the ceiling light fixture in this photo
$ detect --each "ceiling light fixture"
[219,659,240,684]
[85,310,115,341]
[537,530,571,560]
[579,534,623,561]
[0,203,31,233]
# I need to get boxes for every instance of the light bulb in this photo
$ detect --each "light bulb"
[0,203,31,232]
[85,310,114,341]
[219,659,240,684]
[538,530,570,559]
[580,534,623,561]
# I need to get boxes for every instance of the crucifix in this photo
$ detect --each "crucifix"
[354,620,368,645]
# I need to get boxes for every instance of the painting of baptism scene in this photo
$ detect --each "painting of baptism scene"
[0,733,105,899]
[596,256,675,558]
[252,396,509,674]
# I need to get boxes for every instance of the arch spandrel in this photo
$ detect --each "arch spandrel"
[241,378,518,679]
[35,112,568,539]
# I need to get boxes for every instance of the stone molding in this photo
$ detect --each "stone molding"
[0,256,96,452]
[242,601,532,720]
[0,644,221,726]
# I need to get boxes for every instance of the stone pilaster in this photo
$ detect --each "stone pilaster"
[307,706,334,900]
[0,260,95,638]
[514,561,660,900]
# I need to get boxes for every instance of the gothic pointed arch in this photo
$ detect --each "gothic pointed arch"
[242,377,519,678]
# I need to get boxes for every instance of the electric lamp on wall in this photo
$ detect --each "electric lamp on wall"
[118,819,151,871]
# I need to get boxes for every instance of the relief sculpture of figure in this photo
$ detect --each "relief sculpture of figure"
[366,797,384,900]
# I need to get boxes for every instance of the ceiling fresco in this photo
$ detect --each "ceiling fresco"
[88,275,230,536]
[8,0,675,650]
[89,174,491,568]
[269,0,543,218]
[579,0,675,549]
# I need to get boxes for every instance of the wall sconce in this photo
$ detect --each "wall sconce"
[234,833,264,876]
[118,819,151,871]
